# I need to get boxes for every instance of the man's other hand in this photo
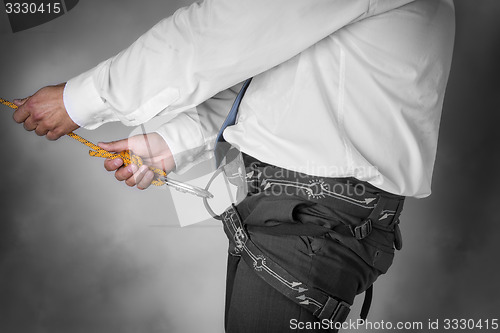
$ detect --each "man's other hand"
[99,133,176,190]
[13,83,79,140]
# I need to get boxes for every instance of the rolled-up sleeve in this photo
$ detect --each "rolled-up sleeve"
[64,0,415,129]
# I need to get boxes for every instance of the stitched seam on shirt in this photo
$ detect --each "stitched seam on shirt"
[336,44,354,174]
[368,0,377,16]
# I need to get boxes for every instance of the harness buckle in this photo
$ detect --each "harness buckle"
[317,297,351,323]
[353,218,373,240]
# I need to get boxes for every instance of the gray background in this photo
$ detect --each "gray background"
[0,1,499,332]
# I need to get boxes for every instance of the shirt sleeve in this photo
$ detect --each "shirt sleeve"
[155,82,242,173]
[64,0,416,129]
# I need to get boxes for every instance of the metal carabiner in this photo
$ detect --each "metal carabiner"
[157,176,214,199]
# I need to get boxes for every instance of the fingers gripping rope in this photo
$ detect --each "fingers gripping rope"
[0,97,166,186]
[66,132,167,186]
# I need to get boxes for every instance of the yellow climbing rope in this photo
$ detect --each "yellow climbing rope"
[0,97,166,186]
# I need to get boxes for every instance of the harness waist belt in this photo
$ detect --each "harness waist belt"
[244,161,405,256]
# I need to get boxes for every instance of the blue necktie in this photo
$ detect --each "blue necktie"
[214,78,252,167]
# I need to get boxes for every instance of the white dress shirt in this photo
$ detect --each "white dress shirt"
[63,0,455,198]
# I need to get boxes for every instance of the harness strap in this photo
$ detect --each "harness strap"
[360,284,373,320]
[221,205,351,328]
[352,196,387,240]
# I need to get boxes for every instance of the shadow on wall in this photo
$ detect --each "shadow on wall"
[376,0,500,326]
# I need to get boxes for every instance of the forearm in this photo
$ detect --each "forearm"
[65,0,416,129]
[155,82,241,173]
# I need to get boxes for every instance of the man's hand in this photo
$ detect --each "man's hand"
[13,83,79,140]
[99,133,176,190]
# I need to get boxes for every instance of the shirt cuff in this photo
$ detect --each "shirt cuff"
[155,111,212,174]
[63,62,119,130]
